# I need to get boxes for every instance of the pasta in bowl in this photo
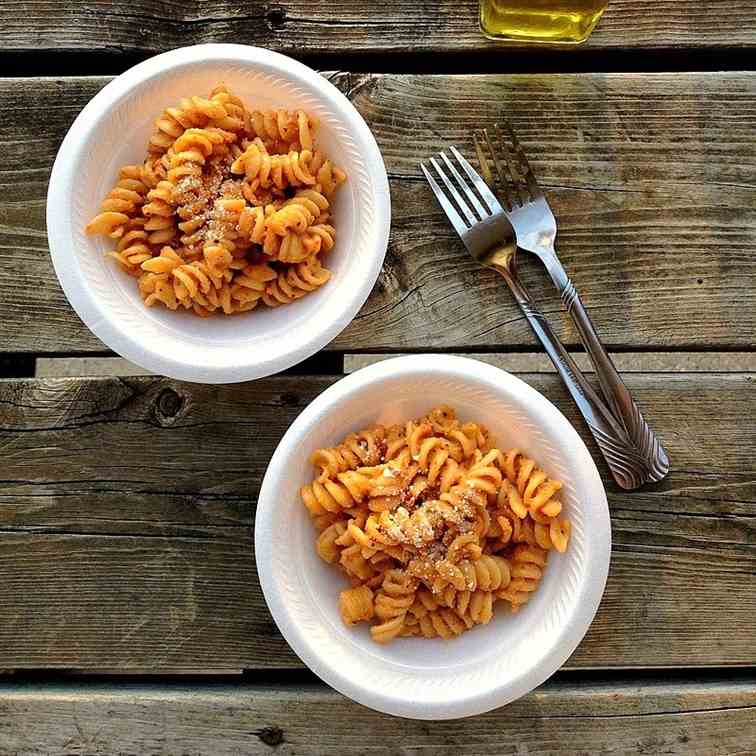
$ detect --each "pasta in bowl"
[85,86,346,316]
[47,44,389,382]
[256,355,611,720]
[304,405,572,643]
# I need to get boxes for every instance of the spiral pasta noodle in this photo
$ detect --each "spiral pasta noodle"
[138,246,276,316]
[404,590,475,640]
[370,570,418,643]
[262,257,331,307]
[339,585,375,626]
[86,85,345,316]
[311,426,387,481]
[85,165,150,240]
[232,141,322,189]
[107,217,153,276]
[303,406,571,643]
[148,91,240,156]
[496,545,548,612]
[249,108,314,152]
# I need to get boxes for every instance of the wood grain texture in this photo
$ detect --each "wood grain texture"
[1,678,754,755]
[1,72,755,354]
[0,373,754,671]
[3,1,756,56]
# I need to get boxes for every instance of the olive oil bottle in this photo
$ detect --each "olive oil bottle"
[480,0,609,44]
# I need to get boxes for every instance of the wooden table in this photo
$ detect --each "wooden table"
[1,2,755,752]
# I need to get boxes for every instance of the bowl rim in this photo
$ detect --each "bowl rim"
[255,354,611,719]
[46,43,391,383]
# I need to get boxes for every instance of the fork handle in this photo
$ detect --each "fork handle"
[492,264,657,491]
[541,252,669,483]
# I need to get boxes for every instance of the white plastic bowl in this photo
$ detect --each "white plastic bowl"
[256,355,611,720]
[47,44,390,383]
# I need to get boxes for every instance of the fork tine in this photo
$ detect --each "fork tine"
[429,156,478,227]
[420,162,469,237]
[494,124,529,207]
[448,145,503,215]
[480,129,515,212]
[499,121,543,201]
[482,129,509,189]
[439,151,488,220]
[472,132,494,188]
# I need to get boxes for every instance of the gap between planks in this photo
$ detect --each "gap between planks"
[31,352,756,378]
[6,49,756,79]
[345,352,756,374]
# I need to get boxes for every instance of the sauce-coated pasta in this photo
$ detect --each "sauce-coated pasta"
[301,406,571,643]
[86,85,345,317]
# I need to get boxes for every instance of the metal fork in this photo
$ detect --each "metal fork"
[421,147,662,490]
[474,123,669,483]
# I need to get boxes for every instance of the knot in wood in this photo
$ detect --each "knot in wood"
[266,6,287,30]
[156,388,183,421]
[255,726,285,747]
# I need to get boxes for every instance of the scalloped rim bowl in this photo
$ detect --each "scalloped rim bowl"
[256,355,611,720]
[47,44,390,383]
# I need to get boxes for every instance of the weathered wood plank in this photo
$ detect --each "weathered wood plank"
[0,532,282,673]
[35,356,154,377]
[0,679,754,754]
[0,373,754,671]
[3,1,756,56]
[1,72,755,354]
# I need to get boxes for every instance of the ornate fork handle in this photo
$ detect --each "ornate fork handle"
[493,262,653,490]
[541,251,670,483]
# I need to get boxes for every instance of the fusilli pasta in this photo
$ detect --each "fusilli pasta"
[86,85,346,317]
[302,406,571,643]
